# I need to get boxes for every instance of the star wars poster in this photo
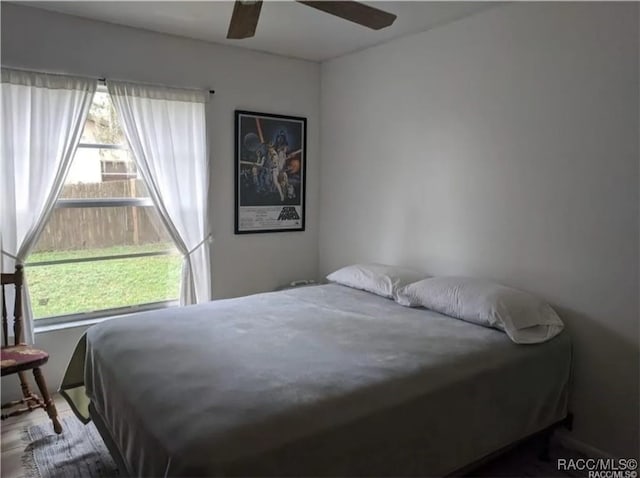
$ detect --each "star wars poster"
[235,110,306,234]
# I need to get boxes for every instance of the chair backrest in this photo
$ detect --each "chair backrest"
[1,265,24,347]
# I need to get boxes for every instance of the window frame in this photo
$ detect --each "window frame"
[29,89,181,327]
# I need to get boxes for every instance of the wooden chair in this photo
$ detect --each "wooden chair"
[1,265,62,434]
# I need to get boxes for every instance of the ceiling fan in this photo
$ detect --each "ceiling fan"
[227,1,397,39]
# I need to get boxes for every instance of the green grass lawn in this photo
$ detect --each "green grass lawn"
[27,244,182,318]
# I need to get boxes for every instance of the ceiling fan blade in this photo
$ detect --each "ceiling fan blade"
[297,1,396,30]
[227,0,263,39]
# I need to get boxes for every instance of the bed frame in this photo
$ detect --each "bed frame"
[449,412,574,476]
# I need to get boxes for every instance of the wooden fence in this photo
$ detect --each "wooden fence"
[33,180,170,252]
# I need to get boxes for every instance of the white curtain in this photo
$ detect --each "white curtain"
[107,81,211,305]
[0,68,96,343]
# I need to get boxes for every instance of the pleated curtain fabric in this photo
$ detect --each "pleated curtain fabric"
[107,81,211,305]
[0,68,96,343]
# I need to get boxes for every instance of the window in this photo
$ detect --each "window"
[27,87,181,324]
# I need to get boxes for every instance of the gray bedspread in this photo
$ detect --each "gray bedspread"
[62,284,571,477]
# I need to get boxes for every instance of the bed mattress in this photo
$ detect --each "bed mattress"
[79,284,570,476]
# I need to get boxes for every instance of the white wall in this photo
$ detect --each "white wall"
[1,3,320,398]
[320,2,639,459]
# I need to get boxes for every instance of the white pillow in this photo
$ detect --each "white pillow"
[396,277,564,344]
[326,263,426,299]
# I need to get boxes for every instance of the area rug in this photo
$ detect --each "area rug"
[22,415,118,478]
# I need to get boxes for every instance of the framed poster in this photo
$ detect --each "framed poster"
[235,110,306,234]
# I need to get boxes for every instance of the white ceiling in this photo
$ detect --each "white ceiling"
[21,1,500,62]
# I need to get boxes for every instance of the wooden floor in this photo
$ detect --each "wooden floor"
[1,394,71,478]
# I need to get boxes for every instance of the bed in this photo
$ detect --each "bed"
[61,283,571,477]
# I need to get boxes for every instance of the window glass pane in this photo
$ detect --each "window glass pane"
[80,90,126,145]
[28,254,181,318]
[62,150,149,198]
[32,206,173,253]
[28,89,181,320]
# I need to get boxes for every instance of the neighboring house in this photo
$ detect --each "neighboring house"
[65,101,137,185]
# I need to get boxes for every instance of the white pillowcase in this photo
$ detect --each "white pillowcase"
[326,263,426,299]
[396,277,564,344]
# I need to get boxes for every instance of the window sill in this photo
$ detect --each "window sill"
[35,316,119,334]
[34,301,179,334]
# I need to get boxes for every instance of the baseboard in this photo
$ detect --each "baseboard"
[554,429,617,459]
